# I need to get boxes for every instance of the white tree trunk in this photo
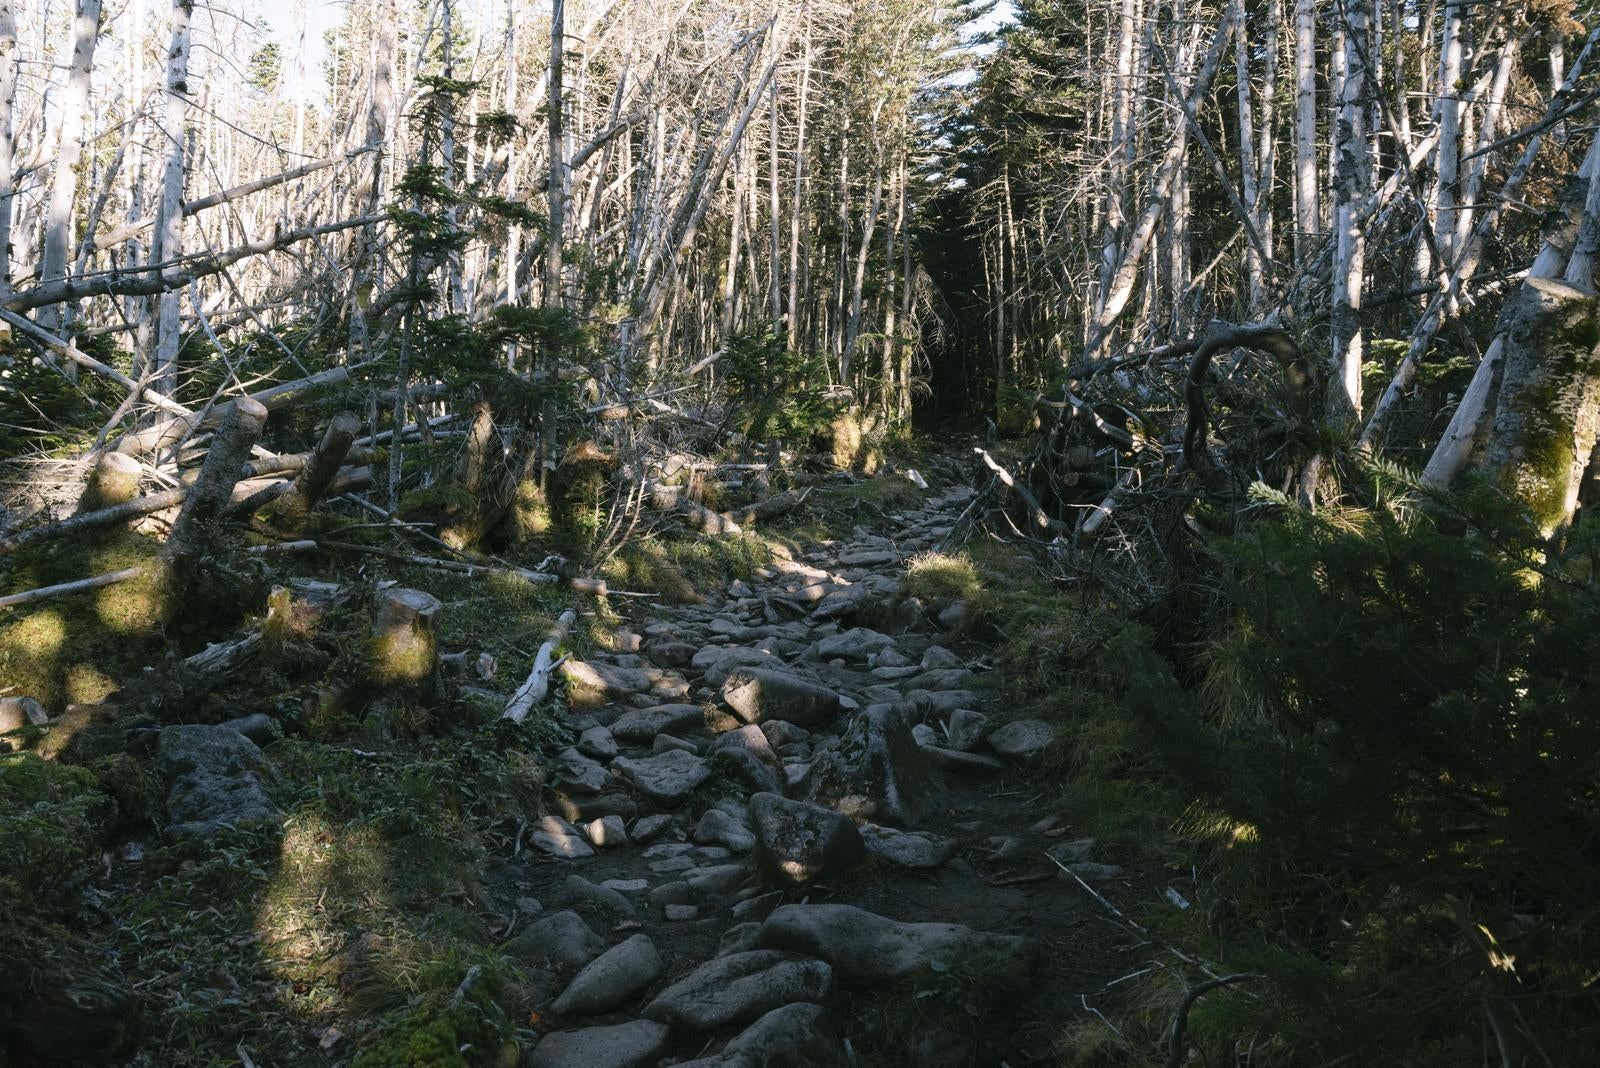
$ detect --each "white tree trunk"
[152,0,194,396]
[39,0,102,334]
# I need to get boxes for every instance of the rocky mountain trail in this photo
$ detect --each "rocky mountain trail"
[480,461,1140,1067]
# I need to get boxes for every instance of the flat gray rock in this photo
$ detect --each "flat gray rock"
[155,725,280,838]
[577,726,620,761]
[813,628,896,662]
[612,749,712,806]
[758,904,1026,983]
[722,669,844,727]
[859,824,956,869]
[920,745,1007,776]
[557,875,638,920]
[556,748,611,794]
[508,911,605,971]
[609,704,706,742]
[643,950,833,1031]
[695,808,755,853]
[563,659,655,695]
[528,1020,671,1068]
[749,792,865,888]
[987,718,1056,764]
[708,723,777,764]
[550,934,661,1015]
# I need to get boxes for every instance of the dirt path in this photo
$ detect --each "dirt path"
[489,462,1133,1067]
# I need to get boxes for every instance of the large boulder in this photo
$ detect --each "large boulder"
[529,1020,671,1068]
[155,725,280,838]
[758,904,1027,984]
[643,950,833,1031]
[792,703,940,826]
[721,669,844,728]
[748,793,865,888]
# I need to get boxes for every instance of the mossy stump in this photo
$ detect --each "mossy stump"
[367,587,443,692]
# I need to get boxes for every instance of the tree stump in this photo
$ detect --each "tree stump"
[75,452,143,515]
[367,587,443,690]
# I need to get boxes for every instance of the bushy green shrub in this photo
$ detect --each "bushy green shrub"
[723,327,842,444]
[1133,474,1600,1060]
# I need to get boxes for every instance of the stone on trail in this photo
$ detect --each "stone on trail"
[585,815,627,848]
[987,718,1057,764]
[528,1019,671,1068]
[794,703,941,826]
[695,645,783,686]
[155,725,281,838]
[945,708,988,751]
[608,703,706,742]
[643,950,833,1031]
[550,934,662,1015]
[748,792,865,888]
[577,726,620,761]
[921,645,962,670]
[721,668,845,727]
[858,823,956,869]
[555,748,611,795]
[531,815,597,859]
[695,808,756,853]
[718,922,763,956]
[920,745,1008,776]
[562,659,655,696]
[630,813,675,843]
[708,723,777,764]
[652,734,699,755]
[557,875,639,920]
[647,640,697,668]
[612,749,712,806]
[713,746,785,795]
[508,911,605,971]
[721,1002,846,1067]
[812,627,896,662]
[810,583,871,621]
[758,904,1027,984]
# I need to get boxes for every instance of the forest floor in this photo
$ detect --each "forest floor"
[2,447,1182,1067]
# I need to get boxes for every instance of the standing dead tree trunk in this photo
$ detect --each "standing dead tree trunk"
[150,0,195,395]
[39,0,103,336]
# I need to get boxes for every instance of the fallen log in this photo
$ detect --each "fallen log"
[502,609,577,724]
[265,412,360,530]
[974,448,1069,534]
[0,567,144,610]
[0,452,380,556]
[726,487,811,526]
[112,364,358,458]
[153,398,269,608]
[312,539,609,595]
[647,483,743,535]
